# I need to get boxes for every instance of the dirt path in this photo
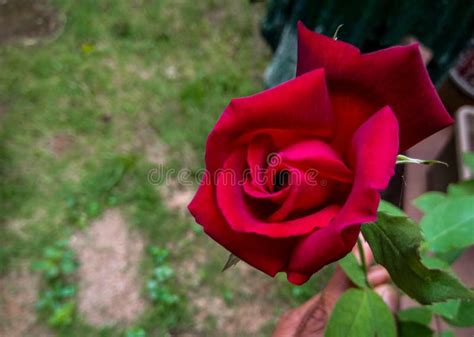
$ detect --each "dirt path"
[0,0,63,45]
[0,265,52,337]
[70,209,146,326]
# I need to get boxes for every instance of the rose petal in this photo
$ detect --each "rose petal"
[206,68,334,174]
[246,134,274,193]
[296,22,452,151]
[287,226,360,285]
[278,139,353,182]
[216,148,341,237]
[267,168,334,222]
[243,178,290,204]
[188,177,294,276]
[287,107,399,282]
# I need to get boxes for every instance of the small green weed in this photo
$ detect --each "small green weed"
[33,240,79,327]
[146,247,179,305]
[125,327,147,337]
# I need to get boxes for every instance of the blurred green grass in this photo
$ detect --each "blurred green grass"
[0,1,326,336]
[0,0,266,264]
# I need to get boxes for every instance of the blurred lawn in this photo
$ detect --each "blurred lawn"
[0,1,330,336]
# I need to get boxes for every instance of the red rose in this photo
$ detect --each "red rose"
[188,23,453,285]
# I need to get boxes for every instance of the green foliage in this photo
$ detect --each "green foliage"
[33,240,78,327]
[440,332,455,337]
[463,152,474,172]
[413,192,447,213]
[431,300,460,320]
[397,307,434,337]
[421,255,451,270]
[428,297,474,328]
[0,0,269,335]
[447,180,474,196]
[339,252,367,288]
[362,213,473,304]
[409,160,474,329]
[325,289,371,337]
[418,196,474,253]
[220,288,234,306]
[398,307,432,325]
[413,158,474,255]
[324,288,396,337]
[65,155,136,227]
[125,327,147,337]
[445,299,474,327]
[135,245,191,335]
[378,200,406,217]
[146,247,179,305]
[398,322,433,337]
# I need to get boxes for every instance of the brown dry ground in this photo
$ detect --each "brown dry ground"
[70,209,146,327]
[0,265,52,337]
[0,0,63,45]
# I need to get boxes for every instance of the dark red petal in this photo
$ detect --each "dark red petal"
[287,107,399,282]
[297,21,360,78]
[206,68,334,174]
[216,148,340,238]
[286,225,360,285]
[243,179,290,203]
[188,178,294,277]
[335,106,399,229]
[278,139,353,182]
[246,134,274,193]
[267,167,333,222]
[296,22,453,151]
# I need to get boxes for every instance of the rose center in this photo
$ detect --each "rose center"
[273,169,289,192]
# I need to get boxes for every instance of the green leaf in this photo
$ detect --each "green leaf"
[324,289,396,337]
[125,327,147,337]
[339,252,367,288]
[463,152,474,172]
[433,249,465,265]
[420,196,474,253]
[378,200,406,216]
[440,332,455,337]
[421,255,450,270]
[325,289,371,337]
[398,322,433,337]
[396,154,448,167]
[48,301,75,327]
[366,290,397,337]
[431,299,460,320]
[413,192,447,213]
[398,307,432,325]
[445,299,474,327]
[447,180,474,197]
[397,300,434,334]
[362,213,474,304]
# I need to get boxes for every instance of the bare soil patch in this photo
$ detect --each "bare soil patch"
[160,181,194,215]
[70,209,146,326]
[48,133,75,157]
[0,264,52,337]
[0,0,63,44]
[187,262,276,336]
